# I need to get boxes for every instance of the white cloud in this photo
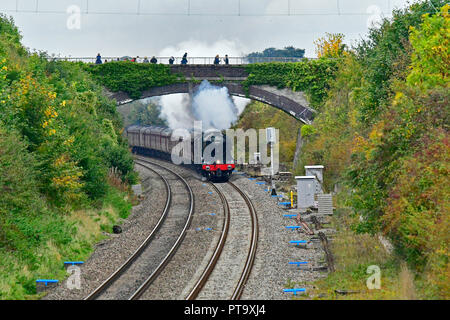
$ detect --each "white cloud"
[158,38,248,58]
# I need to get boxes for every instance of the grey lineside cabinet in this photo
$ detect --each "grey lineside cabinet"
[295,176,316,210]
[296,165,325,211]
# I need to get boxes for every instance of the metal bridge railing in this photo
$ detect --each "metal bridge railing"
[51,56,317,65]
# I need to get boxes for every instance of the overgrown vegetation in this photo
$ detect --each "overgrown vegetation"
[243,58,339,109]
[291,207,418,300]
[298,1,449,299]
[86,61,182,99]
[0,14,137,299]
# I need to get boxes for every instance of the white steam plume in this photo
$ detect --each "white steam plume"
[157,80,250,131]
[191,80,238,131]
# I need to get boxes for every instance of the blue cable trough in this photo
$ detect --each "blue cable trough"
[36,279,59,286]
[209,213,216,216]
[290,240,308,246]
[64,261,84,266]
[283,288,306,295]
[285,226,302,229]
[289,262,308,266]
[208,191,213,195]
[283,214,297,218]
[255,182,265,185]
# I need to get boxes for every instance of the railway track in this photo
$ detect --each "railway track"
[84,158,194,300]
[188,181,259,300]
[134,157,259,300]
[228,181,259,299]
[185,181,231,299]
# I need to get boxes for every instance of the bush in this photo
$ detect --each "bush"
[244,59,339,110]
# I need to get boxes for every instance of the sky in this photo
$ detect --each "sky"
[1,0,415,59]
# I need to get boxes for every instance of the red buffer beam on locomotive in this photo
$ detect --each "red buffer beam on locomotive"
[126,125,235,182]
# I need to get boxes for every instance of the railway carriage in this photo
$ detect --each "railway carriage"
[126,125,235,181]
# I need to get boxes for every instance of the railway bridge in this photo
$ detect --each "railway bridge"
[104,65,315,124]
[75,58,326,124]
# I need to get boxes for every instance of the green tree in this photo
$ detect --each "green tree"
[126,101,168,127]
[407,4,449,89]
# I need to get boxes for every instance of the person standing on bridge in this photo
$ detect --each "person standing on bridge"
[214,55,220,65]
[150,56,157,64]
[169,56,175,64]
[181,52,188,64]
[224,54,229,65]
[143,57,149,63]
[95,53,102,64]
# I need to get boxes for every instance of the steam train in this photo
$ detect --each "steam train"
[126,125,235,181]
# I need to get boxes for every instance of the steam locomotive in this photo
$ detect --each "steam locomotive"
[126,125,235,182]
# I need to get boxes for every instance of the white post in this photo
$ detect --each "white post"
[266,127,276,195]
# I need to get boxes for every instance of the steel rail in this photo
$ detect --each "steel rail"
[228,181,259,300]
[84,160,171,300]
[128,157,195,300]
[185,182,230,300]
[185,179,258,300]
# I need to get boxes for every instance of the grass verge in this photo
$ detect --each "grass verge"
[0,185,132,300]
[285,208,425,300]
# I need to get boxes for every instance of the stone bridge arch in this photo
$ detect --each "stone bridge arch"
[106,82,316,124]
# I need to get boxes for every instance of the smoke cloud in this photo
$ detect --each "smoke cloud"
[156,80,250,131]
[192,80,238,130]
